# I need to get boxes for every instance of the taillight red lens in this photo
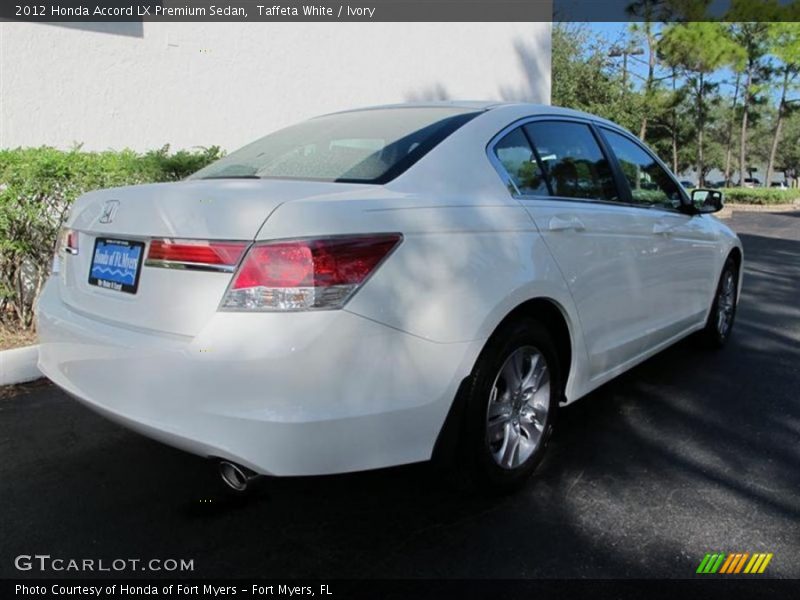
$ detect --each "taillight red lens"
[233,243,315,289]
[65,230,78,253]
[147,240,248,267]
[53,228,78,273]
[56,228,78,255]
[232,236,400,289]
[222,234,402,311]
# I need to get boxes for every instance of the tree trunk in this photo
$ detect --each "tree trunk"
[723,72,741,187]
[766,69,790,186]
[697,127,704,187]
[671,67,678,174]
[739,66,753,186]
[765,113,784,186]
[639,26,656,141]
[696,74,705,187]
[672,133,678,175]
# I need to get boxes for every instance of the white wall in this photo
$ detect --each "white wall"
[0,22,551,152]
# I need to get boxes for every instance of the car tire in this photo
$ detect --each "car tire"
[455,317,561,493]
[699,256,739,348]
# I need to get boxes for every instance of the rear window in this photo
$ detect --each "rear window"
[190,107,481,184]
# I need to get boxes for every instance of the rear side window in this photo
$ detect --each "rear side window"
[190,107,481,184]
[523,121,618,201]
[492,128,549,195]
[601,128,683,208]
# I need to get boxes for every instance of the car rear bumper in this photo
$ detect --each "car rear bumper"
[36,278,479,476]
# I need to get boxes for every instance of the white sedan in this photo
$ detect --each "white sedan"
[37,102,742,492]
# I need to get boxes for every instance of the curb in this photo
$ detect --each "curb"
[726,203,800,213]
[0,345,42,386]
[717,203,799,220]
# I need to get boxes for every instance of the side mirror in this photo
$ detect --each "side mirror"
[690,188,724,214]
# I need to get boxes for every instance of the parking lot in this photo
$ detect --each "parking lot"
[1,211,798,579]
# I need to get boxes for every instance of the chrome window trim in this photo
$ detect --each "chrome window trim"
[144,237,251,273]
[485,115,688,214]
[144,259,237,273]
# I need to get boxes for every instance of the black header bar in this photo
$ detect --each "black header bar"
[3,0,800,23]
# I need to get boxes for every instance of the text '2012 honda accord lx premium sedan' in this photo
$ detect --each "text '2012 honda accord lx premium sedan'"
[37,103,742,492]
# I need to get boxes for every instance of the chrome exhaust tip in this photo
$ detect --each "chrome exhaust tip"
[218,460,260,492]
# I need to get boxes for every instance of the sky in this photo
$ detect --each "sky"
[581,22,741,95]
[587,22,658,88]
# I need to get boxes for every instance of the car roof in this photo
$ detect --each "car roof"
[326,101,502,114]
[324,101,622,128]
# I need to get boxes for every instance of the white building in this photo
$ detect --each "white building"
[0,22,551,152]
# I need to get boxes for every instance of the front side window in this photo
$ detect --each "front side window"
[190,107,480,184]
[492,128,549,195]
[601,128,683,208]
[523,121,618,201]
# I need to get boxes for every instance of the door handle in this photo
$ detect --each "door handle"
[548,215,586,232]
[653,221,673,236]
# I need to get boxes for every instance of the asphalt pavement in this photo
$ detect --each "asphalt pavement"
[1,211,798,579]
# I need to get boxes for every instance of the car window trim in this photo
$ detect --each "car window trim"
[486,115,686,213]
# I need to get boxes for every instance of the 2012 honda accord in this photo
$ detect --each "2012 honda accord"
[37,102,742,492]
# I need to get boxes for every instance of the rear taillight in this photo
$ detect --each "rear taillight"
[58,228,79,255]
[53,228,78,273]
[146,239,248,271]
[220,234,402,311]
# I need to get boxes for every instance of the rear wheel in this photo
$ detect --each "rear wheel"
[456,318,561,492]
[700,256,739,348]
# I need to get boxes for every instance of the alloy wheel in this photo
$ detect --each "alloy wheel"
[716,270,736,337]
[485,346,550,470]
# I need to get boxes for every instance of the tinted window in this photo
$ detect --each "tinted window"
[523,122,618,201]
[190,107,480,184]
[601,128,683,208]
[493,128,550,195]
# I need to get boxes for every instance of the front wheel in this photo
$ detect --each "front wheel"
[456,318,561,492]
[700,256,739,348]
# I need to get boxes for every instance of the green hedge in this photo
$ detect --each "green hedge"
[0,145,222,330]
[719,187,800,205]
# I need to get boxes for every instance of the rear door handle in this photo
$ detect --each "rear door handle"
[548,215,586,232]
